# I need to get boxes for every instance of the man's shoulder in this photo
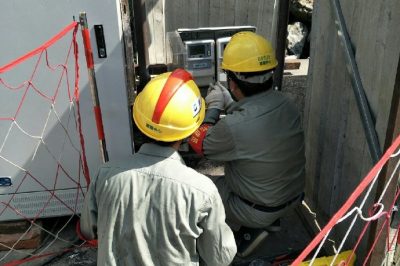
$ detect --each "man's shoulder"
[171,164,219,196]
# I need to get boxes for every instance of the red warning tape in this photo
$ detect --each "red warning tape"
[292,134,400,265]
[93,106,105,141]
[81,29,94,69]
[0,22,78,74]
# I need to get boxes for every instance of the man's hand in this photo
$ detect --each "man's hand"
[214,82,234,109]
[205,82,234,110]
[205,83,225,110]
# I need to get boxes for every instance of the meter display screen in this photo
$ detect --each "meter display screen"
[188,44,208,58]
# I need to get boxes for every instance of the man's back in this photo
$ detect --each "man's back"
[203,90,305,206]
[80,143,236,266]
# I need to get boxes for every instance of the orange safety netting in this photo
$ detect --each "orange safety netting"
[293,134,400,265]
[0,21,92,265]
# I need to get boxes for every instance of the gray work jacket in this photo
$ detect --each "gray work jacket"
[80,143,236,266]
[203,90,306,207]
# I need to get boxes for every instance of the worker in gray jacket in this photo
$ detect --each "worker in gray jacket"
[78,69,237,266]
[189,32,306,257]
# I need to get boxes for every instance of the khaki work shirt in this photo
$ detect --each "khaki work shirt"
[80,143,236,266]
[203,90,306,207]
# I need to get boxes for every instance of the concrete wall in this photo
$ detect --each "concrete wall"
[305,0,400,260]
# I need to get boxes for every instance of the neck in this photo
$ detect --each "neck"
[171,140,183,151]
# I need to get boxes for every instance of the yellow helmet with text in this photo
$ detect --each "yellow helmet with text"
[133,69,205,142]
[221,31,278,72]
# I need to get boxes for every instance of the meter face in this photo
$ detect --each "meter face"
[188,44,211,58]
[184,40,215,87]
[188,44,205,58]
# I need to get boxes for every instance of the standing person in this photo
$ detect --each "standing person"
[78,69,237,266]
[189,31,306,257]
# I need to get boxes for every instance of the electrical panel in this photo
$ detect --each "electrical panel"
[184,40,215,87]
[216,36,231,88]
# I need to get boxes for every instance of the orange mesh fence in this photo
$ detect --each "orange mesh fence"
[0,21,93,265]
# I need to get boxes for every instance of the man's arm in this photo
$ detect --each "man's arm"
[189,82,234,156]
[197,193,237,266]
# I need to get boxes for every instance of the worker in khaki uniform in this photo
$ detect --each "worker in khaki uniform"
[78,69,237,266]
[189,32,305,257]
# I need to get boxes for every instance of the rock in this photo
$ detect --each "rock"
[287,22,309,58]
[290,0,313,23]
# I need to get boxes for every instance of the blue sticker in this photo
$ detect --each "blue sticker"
[0,177,12,187]
[192,97,201,117]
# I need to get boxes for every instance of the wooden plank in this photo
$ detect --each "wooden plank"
[146,0,155,64]
[257,0,275,39]
[159,0,277,63]
[222,0,235,26]
[209,0,223,26]
[152,0,165,64]
[303,0,336,214]
[234,0,249,26]
[256,0,266,33]
[247,0,262,28]
[166,0,185,29]
[366,0,400,264]
[184,0,198,28]
[164,0,175,32]
[327,0,361,216]
[198,0,210,27]
[373,0,400,143]
[368,59,400,266]
[306,0,400,262]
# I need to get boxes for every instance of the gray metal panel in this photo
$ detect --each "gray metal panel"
[0,189,85,221]
[0,0,132,220]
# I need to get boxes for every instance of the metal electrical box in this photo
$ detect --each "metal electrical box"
[166,26,256,95]
[216,36,231,88]
[184,40,215,87]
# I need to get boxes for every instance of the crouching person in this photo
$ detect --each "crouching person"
[78,69,237,266]
[189,32,306,257]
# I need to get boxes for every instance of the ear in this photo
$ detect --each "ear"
[229,79,238,92]
[230,81,245,100]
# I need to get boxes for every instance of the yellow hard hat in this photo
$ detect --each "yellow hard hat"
[221,31,278,72]
[133,69,205,142]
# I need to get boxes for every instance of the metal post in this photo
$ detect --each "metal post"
[273,0,290,91]
[330,0,382,163]
[79,12,109,163]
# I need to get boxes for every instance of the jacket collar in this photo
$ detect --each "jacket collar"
[227,89,274,112]
[137,143,185,164]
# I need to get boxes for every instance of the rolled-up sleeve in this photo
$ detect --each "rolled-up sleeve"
[197,193,237,266]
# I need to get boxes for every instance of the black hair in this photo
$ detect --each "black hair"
[133,128,178,152]
[227,70,274,97]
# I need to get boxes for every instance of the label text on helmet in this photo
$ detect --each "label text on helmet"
[146,123,161,133]
[258,55,271,66]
